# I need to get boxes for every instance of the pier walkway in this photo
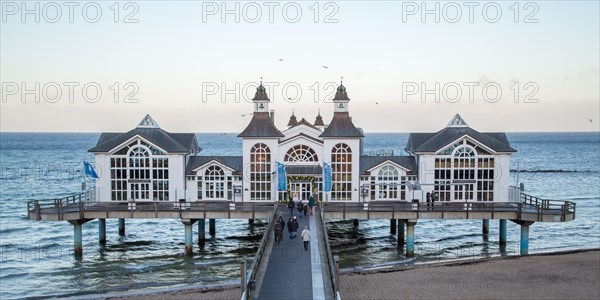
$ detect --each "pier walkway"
[245,206,336,300]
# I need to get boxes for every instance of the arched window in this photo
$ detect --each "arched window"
[331,143,352,201]
[434,141,494,202]
[377,166,399,199]
[109,140,169,201]
[250,143,272,201]
[204,165,225,199]
[453,146,475,200]
[284,145,318,162]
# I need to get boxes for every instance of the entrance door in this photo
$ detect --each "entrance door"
[130,182,150,201]
[290,181,312,202]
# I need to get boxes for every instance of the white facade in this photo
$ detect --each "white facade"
[90,89,516,204]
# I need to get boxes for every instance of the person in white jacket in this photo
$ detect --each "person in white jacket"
[301,226,310,251]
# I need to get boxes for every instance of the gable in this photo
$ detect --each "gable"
[436,135,496,155]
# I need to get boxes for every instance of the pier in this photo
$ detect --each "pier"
[28,187,574,257]
[27,187,575,298]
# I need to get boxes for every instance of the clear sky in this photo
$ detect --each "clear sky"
[1,1,599,133]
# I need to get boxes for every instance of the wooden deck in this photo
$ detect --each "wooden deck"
[27,191,575,223]
[322,197,575,222]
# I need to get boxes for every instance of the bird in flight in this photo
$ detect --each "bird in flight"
[277,58,283,61]
[589,119,593,123]
[322,66,328,69]
[241,113,253,117]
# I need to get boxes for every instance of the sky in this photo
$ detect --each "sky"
[1,0,599,133]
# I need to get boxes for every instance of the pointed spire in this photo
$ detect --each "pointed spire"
[333,77,350,101]
[446,113,469,128]
[287,109,298,127]
[314,109,325,127]
[137,114,160,128]
[253,77,269,101]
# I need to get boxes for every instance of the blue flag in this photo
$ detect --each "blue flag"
[277,162,287,191]
[323,162,332,192]
[84,161,99,179]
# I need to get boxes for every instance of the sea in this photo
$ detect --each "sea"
[0,132,599,299]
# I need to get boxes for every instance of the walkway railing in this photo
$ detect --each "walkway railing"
[240,203,278,300]
[28,197,276,221]
[322,195,575,222]
[520,193,576,221]
[319,204,341,299]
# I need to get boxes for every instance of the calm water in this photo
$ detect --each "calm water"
[0,132,599,299]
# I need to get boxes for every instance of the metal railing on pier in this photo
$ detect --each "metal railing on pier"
[319,204,342,300]
[240,204,278,300]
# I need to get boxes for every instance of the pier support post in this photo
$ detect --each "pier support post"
[198,219,206,245]
[209,219,216,236]
[68,219,91,257]
[482,219,490,235]
[182,219,198,255]
[390,219,396,235]
[406,220,417,257]
[248,218,254,225]
[118,218,125,237]
[499,219,507,245]
[98,218,106,245]
[519,221,535,255]
[353,219,359,227]
[398,219,405,249]
[74,222,83,256]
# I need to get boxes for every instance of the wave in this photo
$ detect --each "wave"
[509,169,598,173]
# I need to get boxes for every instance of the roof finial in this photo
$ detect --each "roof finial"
[292,108,295,115]
[340,76,343,85]
[260,76,263,85]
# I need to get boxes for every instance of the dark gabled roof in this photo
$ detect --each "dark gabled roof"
[280,132,323,145]
[238,112,284,138]
[359,156,418,175]
[406,127,516,153]
[89,128,198,153]
[286,165,322,175]
[170,133,201,153]
[319,112,364,138]
[186,156,243,175]
[292,118,319,130]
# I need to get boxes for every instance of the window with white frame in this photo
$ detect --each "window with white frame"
[433,140,495,202]
[477,158,495,201]
[331,143,352,201]
[204,165,225,199]
[250,143,272,201]
[377,166,398,200]
[284,145,318,162]
[109,140,169,201]
[453,146,475,201]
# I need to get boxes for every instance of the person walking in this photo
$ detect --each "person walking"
[291,216,299,239]
[308,194,315,216]
[287,197,295,217]
[274,217,283,243]
[301,226,310,251]
[287,217,294,239]
[297,199,304,218]
[277,216,285,242]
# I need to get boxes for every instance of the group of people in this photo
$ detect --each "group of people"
[273,215,310,251]
[426,192,438,210]
[273,194,315,251]
[287,194,315,218]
